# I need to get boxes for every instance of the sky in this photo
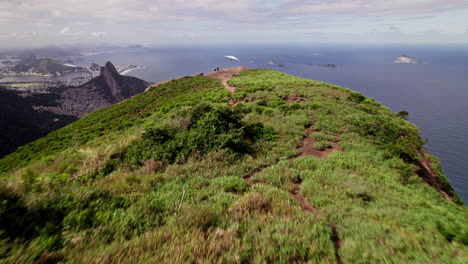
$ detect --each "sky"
[1,0,468,48]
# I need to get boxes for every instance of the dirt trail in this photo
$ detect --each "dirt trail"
[291,183,322,216]
[244,122,343,263]
[206,66,249,94]
[300,128,343,159]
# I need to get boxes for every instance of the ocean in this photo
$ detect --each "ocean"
[19,44,468,202]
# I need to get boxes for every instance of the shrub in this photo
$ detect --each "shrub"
[277,104,288,112]
[256,99,268,106]
[234,103,251,114]
[178,205,220,232]
[233,192,272,215]
[293,156,322,170]
[21,169,38,193]
[126,105,277,165]
[310,132,338,142]
[313,141,331,151]
[268,98,286,108]
[244,123,279,142]
[263,108,275,116]
[436,220,467,244]
[309,103,320,110]
[233,92,246,100]
[348,92,366,103]
[289,102,302,110]
[253,105,265,114]
[396,110,409,120]
[215,177,247,193]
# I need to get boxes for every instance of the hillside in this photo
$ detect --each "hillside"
[0,61,149,159]
[41,61,150,118]
[0,87,78,158]
[10,56,87,76]
[0,68,466,263]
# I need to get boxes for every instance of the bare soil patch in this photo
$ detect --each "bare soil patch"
[300,127,343,159]
[283,96,308,104]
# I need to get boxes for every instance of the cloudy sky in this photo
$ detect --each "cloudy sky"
[1,0,468,48]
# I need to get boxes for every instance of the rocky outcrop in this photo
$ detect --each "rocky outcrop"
[97,61,148,102]
[101,61,125,101]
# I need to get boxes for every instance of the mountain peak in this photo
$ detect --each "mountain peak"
[85,60,148,103]
[100,61,119,76]
[104,61,118,74]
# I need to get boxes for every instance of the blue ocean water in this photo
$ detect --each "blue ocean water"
[79,44,468,202]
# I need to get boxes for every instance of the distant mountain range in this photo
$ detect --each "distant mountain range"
[0,61,149,157]
[7,53,88,76]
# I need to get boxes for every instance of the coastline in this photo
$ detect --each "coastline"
[120,66,145,75]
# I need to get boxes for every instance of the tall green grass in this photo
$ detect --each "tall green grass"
[0,69,466,263]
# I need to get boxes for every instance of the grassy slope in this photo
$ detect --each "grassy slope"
[1,69,466,263]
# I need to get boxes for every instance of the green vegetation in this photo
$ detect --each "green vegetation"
[0,76,229,173]
[397,110,409,120]
[0,69,466,263]
[313,141,332,151]
[311,132,338,142]
[2,82,44,88]
[125,104,276,165]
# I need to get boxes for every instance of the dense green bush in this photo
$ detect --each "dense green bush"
[348,92,366,103]
[244,123,279,142]
[347,114,423,162]
[126,105,277,166]
[396,110,409,120]
[313,141,332,151]
[310,132,338,142]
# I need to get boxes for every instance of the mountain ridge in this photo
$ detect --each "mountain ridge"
[0,68,466,263]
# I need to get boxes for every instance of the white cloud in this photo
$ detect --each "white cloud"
[1,0,467,46]
[11,32,39,39]
[1,0,466,31]
[91,32,106,37]
[60,27,70,34]
[281,0,468,16]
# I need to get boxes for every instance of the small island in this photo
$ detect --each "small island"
[394,55,418,64]
[306,63,337,68]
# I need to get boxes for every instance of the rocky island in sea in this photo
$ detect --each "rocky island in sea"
[394,55,418,64]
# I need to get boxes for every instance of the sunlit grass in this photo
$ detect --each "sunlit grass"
[0,69,466,263]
